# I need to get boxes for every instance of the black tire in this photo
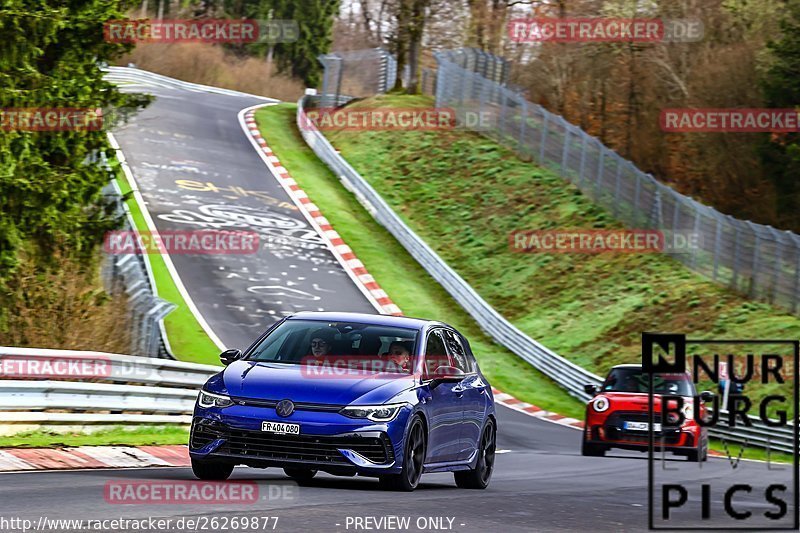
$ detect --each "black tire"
[283,468,317,482]
[191,458,234,480]
[379,416,426,492]
[687,439,708,462]
[454,419,496,489]
[581,439,606,457]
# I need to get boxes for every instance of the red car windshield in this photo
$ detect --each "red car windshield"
[601,367,694,396]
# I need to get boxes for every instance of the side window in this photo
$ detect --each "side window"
[424,329,449,376]
[443,330,474,373]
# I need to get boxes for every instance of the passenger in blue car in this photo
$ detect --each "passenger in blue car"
[386,341,412,372]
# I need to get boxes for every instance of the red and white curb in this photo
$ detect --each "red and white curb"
[0,445,189,473]
[492,388,584,430]
[240,105,401,317]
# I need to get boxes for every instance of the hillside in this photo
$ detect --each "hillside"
[323,95,800,388]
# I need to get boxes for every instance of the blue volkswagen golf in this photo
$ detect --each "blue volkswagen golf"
[189,311,496,491]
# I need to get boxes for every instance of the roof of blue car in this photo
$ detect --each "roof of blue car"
[288,311,439,329]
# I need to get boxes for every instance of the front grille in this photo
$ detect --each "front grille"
[603,429,682,445]
[190,419,226,449]
[221,429,393,464]
[229,397,342,412]
[191,419,393,464]
[602,411,682,445]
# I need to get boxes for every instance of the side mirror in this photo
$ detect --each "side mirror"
[220,349,243,366]
[584,383,599,396]
[699,390,715,403]
[431,365,465,385]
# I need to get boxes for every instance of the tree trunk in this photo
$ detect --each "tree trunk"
[405,0,427,94]
[393,0,411,91]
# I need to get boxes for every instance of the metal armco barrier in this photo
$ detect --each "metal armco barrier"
[0,347,219,427]
[296,97,798,455]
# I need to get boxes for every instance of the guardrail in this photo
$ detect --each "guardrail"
[102,66,278,101]
[296,96,797,456]
[0,347,219,427]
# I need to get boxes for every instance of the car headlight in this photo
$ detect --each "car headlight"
[198,390,233,408]
[682,403,693,422]
[592,396,610,412]
[340,403,406,422]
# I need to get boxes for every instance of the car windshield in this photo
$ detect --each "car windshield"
[601,367,694,396]
[246,319,419,375]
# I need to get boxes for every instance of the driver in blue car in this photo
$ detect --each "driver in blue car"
[309,329,335,357]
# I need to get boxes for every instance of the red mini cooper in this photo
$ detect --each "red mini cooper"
[582,364,710,461]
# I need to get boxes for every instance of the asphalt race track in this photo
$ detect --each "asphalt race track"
[3,405,795,532]
[4,72,792,533]
[109,71,376,350]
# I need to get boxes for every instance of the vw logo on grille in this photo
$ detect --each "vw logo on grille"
[275,399,295,417]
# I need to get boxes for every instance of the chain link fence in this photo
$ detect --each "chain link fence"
[433,52,800,315]
[318,48,396,107]
[91,151,176,359]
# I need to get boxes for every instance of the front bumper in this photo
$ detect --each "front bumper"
[189,404,410,476]
[585,423,699,451]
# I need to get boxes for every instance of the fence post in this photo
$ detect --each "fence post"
[578,134,588,186]
[633,171,642,222]
[434,57,446,107]
[649,187,663,228]
[498,88,507,137]
[731,223,741,290]
[595,148,605,193]
[460,68,469,105]
[539,112,549,164]
[793,249,800,313]
[749,223,761,298]
[560,122,571,177]
[712,216,723,280]
[769,228,784,305]
[690,209,701,269]
[518,100,528,156]
[613,156,623,217]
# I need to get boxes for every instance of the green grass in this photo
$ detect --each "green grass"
[708,437,794,465]
[114,162,221,365]
[255,104,584,419]
[0,426,189,448]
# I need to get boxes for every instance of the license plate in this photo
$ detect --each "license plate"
[261,421,300,435]
[623,421,662,432]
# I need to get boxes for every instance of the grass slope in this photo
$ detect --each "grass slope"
[255,104,585,419]
[322,96,800,384]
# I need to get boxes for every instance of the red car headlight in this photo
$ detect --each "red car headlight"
[592,396,610,412]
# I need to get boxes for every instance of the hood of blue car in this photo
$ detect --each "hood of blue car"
[220,360,415,405]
